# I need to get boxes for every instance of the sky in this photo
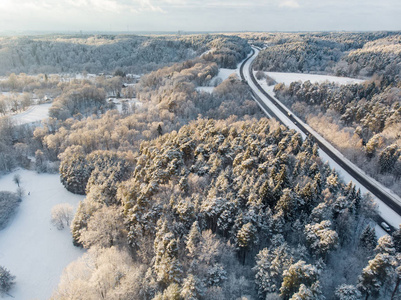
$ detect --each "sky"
[0,0,399,33]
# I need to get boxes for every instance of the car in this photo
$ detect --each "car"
[381,222,391,232]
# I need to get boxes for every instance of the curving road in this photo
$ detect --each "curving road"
[240,47,401,232]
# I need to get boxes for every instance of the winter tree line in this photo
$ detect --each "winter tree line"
[0,32,400,299]
[0,33,251,172]
[252,32,401,81]
[52,116,401,300]
[0,34,249,75]
[252,32,401,197]
[0,34,254,296]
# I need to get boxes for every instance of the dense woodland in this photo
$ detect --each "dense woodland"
[252,32,401,80]
[53,117,398,300]
[273,78,401,196]
[0,34,249,75]
[0,32,400,299]
[251,32,401,197]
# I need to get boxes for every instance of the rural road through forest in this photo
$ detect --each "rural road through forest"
[240,47,401,232]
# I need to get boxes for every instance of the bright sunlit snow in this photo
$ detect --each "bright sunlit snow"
[265,72,365,86]
[11,103,52,125]
[0,169,85,300]
[196,68,237,93]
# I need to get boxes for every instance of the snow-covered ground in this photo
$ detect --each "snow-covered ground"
[11,103,52,125]
[196,68,237,93]
[109,98,142,114]
[264,72,365,86]
[0,169,85,299]
[195,86,215,93]
[244,47,401,235]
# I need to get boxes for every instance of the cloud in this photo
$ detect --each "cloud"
[279,0,300,8]
[0,0,164,14]
[0,0,399,32]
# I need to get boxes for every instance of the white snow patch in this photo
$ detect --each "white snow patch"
[195,86,215,93]
[216,68,236,82]
[0,169,85,300]
[73,73,97,80]
[11,103,52,125]
[264,72,365,86]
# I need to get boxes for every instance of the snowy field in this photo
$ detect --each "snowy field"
[11,103,52,125]
[0,169,85,299]
[195,54,364,95]
[264,72,365,86]
[196,68,237,93]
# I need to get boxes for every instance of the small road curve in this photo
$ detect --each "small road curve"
[240,47,401,233]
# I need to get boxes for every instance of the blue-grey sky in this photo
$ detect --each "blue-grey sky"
[0,0,399,33]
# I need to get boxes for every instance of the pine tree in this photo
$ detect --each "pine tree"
[153,220,183,285]
[180,274,204,300]
[186,221,201,258]
[237,222,258,264]
[359,225,377,253]
[375,235,395,255]
[335,284,362,300]
[304,220,338,258]
[379,144,400,174]
[0,266,15,296]
[392,225,401,253]
[357,253,394,299]
[280,260,320,300]
[254,244,294,297]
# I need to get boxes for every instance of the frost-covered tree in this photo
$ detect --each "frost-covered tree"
[186,221,202,258]
[51,203,74,230]
[379,145,400,174]
[0,266,15,296]
[153,220,183,285]
[254,243,294,297]
[180,274,205,300]
[280,260,321,300]
[357,252,395,299]
[153,283,181,300]
[335,284,362,300]
[0,191,20,230]
[392,225,401,253]
[304,220,338,258]
[359,225,377,254]
[79,206,126,248]
[237,222,258,264]
[51,247,147,300]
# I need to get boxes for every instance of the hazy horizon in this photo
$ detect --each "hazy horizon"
[0,0,399,33]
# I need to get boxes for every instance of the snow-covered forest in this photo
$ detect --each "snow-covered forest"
[0,32,401,299]
[251,32,401,80]
[0,34,249,75]
[251,32,401,198]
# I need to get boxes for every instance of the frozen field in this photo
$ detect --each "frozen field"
[265,71,365,86]
[11,103,52,125]
[0,169,85,299]
[196,68,237,93]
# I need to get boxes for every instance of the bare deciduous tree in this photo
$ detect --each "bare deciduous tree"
[51,203,74,230]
